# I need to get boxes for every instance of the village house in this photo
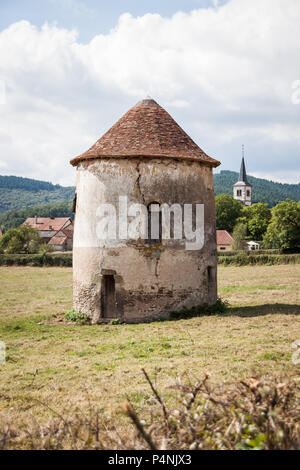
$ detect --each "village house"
[217,231,260,252]
[70,98,221,323]
[247,240,260,251]
[217,230,234,251]
[23,217,73,251]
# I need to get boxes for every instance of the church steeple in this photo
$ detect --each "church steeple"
[239,157,248,184]
[233,146,252,206]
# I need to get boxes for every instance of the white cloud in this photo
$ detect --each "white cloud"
[0,0,300,185]
[251,171,300,185]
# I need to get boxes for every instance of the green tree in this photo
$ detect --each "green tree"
[28,239,41,254]
[215,194,243,232]
[5,236,24,254]
[242,203,271,240]
[232,223,247,250]
[0,225,41,254]
[263,200,300,250]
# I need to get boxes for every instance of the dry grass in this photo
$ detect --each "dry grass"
[218,264,300,308]
[0,264,299,446]
[0,267,72,323]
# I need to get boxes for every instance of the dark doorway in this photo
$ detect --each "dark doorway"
[101,275,116,318]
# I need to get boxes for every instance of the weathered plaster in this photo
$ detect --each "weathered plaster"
[73,157,217,323]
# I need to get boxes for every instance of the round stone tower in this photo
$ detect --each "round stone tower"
[70,98,220,323]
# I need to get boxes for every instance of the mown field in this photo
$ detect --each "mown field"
[0,265,299,448]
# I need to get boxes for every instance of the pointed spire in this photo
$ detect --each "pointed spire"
[239,157,248,183]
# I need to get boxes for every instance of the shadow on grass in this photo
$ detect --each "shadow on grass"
[167,301,300,321]
[225,303,300,318]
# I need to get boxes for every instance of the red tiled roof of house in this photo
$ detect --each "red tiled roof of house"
[70,98,220,168]
[216,230,234,246]
[61,227,73,239]
[23,217,72,232]
[49,234,67,246]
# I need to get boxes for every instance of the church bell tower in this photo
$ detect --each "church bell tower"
[233,146,252,206]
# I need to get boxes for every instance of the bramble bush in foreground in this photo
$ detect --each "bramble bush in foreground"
[0,373,298,450]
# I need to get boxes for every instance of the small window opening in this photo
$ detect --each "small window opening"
[207,266,215,285]
[237,189,242,197]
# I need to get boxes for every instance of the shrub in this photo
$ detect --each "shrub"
[0,225,42,254]
[28,239,41,254]
[217,249,281,257]
[123,372,300,450]
[218,253,300,267]
[0,253,72,267]
[232,223,247,251]
[0,373,298,450]
[110,319,121,325]
[65,309,90,325]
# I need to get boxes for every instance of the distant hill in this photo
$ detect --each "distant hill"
[0,175,74,215]
[214,170,300,207]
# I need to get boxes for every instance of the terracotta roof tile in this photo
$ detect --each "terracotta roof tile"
[216,230,233,245]
[24,218,72,232]
[61,228,73,239]
[70,99,220,167]
[49,234,67,246]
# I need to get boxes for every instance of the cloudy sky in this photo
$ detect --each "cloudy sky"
[0,0,299,186]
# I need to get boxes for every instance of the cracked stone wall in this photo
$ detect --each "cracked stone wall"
[73,157,217,323]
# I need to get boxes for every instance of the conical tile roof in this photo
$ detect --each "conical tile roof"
[70,99,220,167]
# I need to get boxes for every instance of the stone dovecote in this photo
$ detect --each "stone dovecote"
[70,98,220,323]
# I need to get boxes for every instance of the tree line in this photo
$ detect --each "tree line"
[0,175,65,192]
[216,194,300,250]
[1,195,299,252]
[0,201,73,232]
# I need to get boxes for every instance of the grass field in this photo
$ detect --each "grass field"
[0,264,299,439]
